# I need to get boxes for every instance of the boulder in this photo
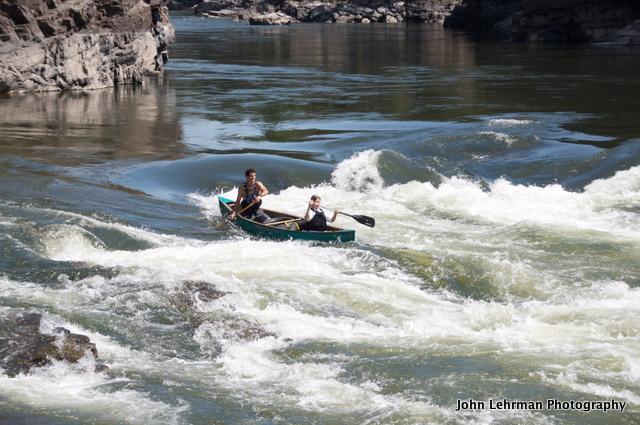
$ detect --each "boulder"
[0,312,107,377]
[249,10,297,24]
[185,280,228,303]
[306,4,335,22]
[221,318,276,341]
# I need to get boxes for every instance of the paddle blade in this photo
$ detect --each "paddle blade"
[352,214,375,228]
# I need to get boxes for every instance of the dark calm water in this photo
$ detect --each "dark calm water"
[1,13,640,425]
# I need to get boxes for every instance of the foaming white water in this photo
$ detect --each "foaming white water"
[11,237,449,417]
[21,150,640,417]
[205,335,397,413]
[30,226,456,416]
[30,223,640,357]
[33,225,640,406]
[33,206,187,246]
[41,224,106,260]
[198,151,640,247]
[0,362,186,424]
[541,370,640,405]
[180,152,640,411]
[0,211,15,226]
[380,167,640,241]
[0,312,188,425]
[225,152,640,260]
[331,149,384,192]
[479,131,516,146]
[188,188,237,219]
[39,222,207,262]
[584,165,640,208]
[215,340,447,420]
[487,118,535,126]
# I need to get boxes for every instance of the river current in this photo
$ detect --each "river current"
[1,13,639,425]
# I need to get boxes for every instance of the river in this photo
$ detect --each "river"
[0,13,639,425]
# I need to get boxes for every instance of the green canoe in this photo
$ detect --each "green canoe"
[218,196,355,242]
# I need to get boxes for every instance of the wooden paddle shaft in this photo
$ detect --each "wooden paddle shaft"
[238,201,257,214]
[236,195,266,215]
[323,207,350,218]
[265,218,303,227]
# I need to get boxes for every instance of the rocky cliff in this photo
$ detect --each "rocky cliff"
[445,0,640,44]
[0,0,174,94]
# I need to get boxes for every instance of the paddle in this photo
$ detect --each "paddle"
[325,208,375,228]
[264,209,375,228]
[264,218,304,227]
[229,195,265,220]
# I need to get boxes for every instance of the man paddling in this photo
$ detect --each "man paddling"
[230,168,269,222]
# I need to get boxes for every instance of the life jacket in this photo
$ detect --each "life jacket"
[240,182,262,215]
[305,208,327,231]
[241,182,261,202]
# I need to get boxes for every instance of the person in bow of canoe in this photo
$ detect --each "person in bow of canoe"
[300,195,338,231]
[230,168,269,222]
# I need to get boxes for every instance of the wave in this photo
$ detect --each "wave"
[333,150,639,243]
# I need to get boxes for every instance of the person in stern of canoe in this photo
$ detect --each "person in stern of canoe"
[230,168,269,222]
[300,195,338,231]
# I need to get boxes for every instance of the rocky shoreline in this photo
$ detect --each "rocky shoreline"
[182,0,640,44]
[191,0,459,24]
[0,0,175,94]
[1,0,638,93]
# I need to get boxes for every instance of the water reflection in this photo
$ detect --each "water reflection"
[171,18,477,72]
[0,80,183,165]
[169,16,640,142]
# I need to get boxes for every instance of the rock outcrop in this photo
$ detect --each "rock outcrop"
[249,11,296,25]
[512,0,640,43]
[194,0,460,24]
[405,0,459,23]
[445,0,640,44]
[0,0,175,93]
[0,312,107,377]
[444,0,520,30]
[190,0,640,43]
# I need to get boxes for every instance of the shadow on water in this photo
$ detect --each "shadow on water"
[116,152,334,202]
